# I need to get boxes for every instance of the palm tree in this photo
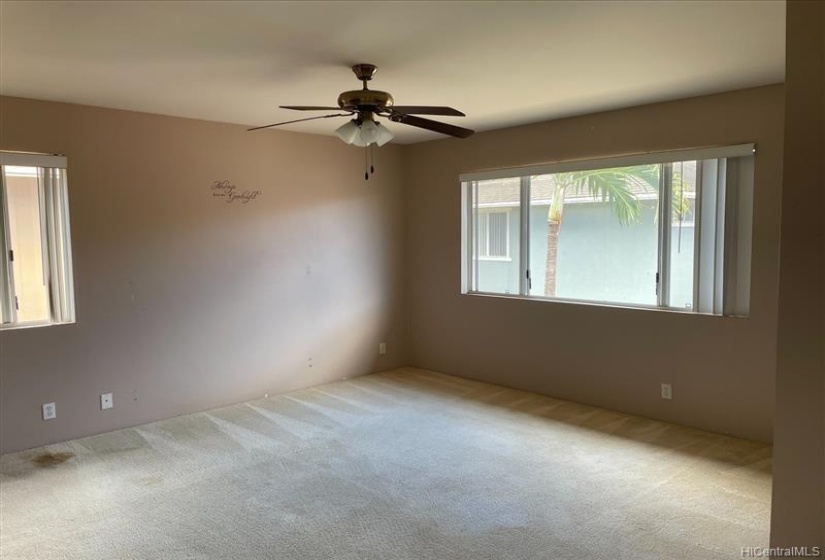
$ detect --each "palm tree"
[541,165,661,297]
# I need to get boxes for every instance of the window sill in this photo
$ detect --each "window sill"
[0,320,74,331]
[461,291,742,318]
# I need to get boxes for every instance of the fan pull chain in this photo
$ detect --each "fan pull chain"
[364,144,376,181]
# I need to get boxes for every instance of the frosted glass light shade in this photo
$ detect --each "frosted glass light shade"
[359,120,380,144]
[372,123,394,146]
[335,120,360,144]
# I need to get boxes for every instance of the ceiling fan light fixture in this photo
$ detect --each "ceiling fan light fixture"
[334,119,394,147]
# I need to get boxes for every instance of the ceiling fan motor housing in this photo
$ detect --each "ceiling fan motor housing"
[337,89,394,112]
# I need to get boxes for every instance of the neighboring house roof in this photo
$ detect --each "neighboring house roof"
[477,166,696,208]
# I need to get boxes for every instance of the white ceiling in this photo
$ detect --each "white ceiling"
[1,0,785,144]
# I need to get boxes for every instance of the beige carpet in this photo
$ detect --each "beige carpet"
[0,368,771,560]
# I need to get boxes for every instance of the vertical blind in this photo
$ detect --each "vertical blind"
[41,167,75,324]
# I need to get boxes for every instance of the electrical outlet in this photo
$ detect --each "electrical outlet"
[661,383,673,400]
[101,393,113,410]
[379,342,387,355]
[42,402,56,421]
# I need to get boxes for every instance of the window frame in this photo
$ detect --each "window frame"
[460,144,755,316]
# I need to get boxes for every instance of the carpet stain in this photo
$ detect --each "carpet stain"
[135,475,164,487]
[31,451,75,468]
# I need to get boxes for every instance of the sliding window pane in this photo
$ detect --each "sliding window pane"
[667,160,697,310]
[528,165,660,305]
[4,166,50,323]
[472,178,520,295]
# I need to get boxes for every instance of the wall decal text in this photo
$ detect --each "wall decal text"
[210,180,262,204]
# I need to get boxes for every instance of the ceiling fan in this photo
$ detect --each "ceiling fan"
[249,64,474,178]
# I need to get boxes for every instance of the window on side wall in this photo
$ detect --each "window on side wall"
[460,144,755,316]
[0,152,75,329]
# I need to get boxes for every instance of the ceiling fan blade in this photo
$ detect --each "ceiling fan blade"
[389,106,466,117]
[248,113,352,131]
[280,106,342,111]
[388,113,475,138]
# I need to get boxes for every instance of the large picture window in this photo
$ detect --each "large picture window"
[0,152,75,329]
[461,145,754,315]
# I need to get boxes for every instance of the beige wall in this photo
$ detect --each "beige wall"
[404,85,784,443]
[771,0,825,551]
[0,97,407,454]
[0,88,787,452]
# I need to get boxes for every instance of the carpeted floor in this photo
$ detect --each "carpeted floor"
[0,368,771,560]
